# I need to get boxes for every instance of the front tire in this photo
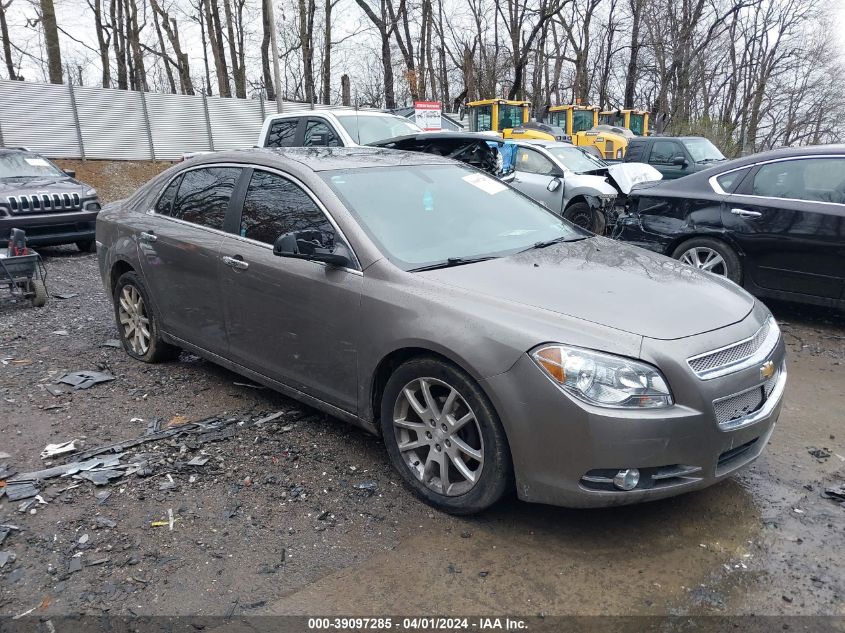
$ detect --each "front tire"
[380,357,512,514]
[563,201,605,234]
[672,237,742,284]
[113,271,180,363]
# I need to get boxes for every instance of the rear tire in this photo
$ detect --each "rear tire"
[672,237,742,284]
[113,271,180,363]
[563,201,605,234]
[380,356,512,515]
[76,239,96,253]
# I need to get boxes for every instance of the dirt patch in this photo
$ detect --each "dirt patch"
[0,249,843,618]
[54,160,174,203]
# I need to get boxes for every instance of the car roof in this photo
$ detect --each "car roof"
[265,109,405,121]
[513,140,574,149]
[183,147,458,172]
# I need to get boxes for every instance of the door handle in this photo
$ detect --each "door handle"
[731,208,762,219]
[139,231,157,243]
[222,255,249,270]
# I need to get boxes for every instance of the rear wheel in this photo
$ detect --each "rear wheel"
[563,201,605,234]
[380,357,512,514]
[113,271,180,363]
[30,279,47,307]
[672,237,742,284]
[76,239,96,253]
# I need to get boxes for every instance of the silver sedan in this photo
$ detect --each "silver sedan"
[96,148,786,514]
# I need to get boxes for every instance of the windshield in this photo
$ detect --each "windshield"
[498,104,525,130]
[0,153,66,180]
[546,145,606,173]
[335,114,421,145]
[321,164,584,270]
[546,110,565,128]
[682,138,725,162]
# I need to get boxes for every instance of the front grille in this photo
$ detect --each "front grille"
[7,193,82,214]
[689,319,772,377]
[713,367,780,429]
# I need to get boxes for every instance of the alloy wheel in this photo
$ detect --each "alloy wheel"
[679,246,728,277]
[118,285,151,355]
[392,377,484,496]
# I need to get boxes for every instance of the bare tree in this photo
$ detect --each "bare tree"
[354,0,400,108]
[0,0,18,80]
[38,0,63,82]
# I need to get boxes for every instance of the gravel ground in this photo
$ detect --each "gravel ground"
[0,245,843,619]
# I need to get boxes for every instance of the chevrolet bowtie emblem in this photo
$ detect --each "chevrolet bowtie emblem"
[760,360,775,380]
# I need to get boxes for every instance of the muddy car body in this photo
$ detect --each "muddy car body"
[96,147,786,513]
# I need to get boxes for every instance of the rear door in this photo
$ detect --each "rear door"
[137,166,242,355]
[263,117,304,148]
[302,118,343,147]
[722,156,845,299]
[218,167,363,412]
[512,147,564,212]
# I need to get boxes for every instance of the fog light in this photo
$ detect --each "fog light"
[613,468,640,491]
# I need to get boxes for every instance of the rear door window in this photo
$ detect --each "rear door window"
[171,167,241,230]
[715,167,751,194]
[238,169,338,249]
[303,119,341,147]
[265,119,300,147]
[752,158,845,204]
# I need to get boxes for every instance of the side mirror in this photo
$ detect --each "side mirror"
[273,231,351,268]
[63,169,76,178]
[547,178,561,192]
[671,155,688,167]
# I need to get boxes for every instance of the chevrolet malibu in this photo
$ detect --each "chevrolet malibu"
[96,148,786,514]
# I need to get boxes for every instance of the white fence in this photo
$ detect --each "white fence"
[0,80,371,161]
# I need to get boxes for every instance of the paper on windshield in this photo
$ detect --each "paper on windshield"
[606,163,662,194]
[462,172,507,195]
[24,157,50,167]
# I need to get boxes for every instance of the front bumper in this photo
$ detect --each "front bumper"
[1,209,99,246]
[482,313,786,508]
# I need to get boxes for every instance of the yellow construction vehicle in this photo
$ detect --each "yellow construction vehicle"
[544,104,631,160]
[598,109,650,136]
[466,99,568,142]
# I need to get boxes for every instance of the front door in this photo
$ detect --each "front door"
[647,139,691,180]
[218,167,363,413]
[512,147,564,212]
[722,156,845,299]
[137,166,242,355]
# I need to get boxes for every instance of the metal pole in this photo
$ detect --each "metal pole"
[267,0,283,113]
[67,74,86,161]
[0,118,5,148]
[202,93,215,151]
[139,89,156,161]
[259,94,266,121]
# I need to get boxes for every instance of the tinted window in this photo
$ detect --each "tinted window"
[470,105,492,132]
[155,175,182,215]
[240,170,335,247]
[265,119,299,147]
[753,158,845,204]
[516,148,555,175]
[303,120,341,147]
[716,167,750,193]
[172,167,241,230]
[649,140,681,165]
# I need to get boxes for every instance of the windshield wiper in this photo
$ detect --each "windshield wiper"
[522,236,587,251]
[408,256,498,272]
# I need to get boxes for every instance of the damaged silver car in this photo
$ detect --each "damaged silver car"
[97,147,786,514]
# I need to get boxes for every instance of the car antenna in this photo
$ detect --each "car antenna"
[355,100,361,144]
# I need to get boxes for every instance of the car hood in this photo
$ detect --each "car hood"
[0,178,85,197]
[416,237,754,341]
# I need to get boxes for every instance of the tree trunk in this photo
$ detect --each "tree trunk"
[198,0,213,95]
[321,0,333,104]
[0,0,18,80]
[39,0,63,83]
[354,0,395,108]
[126,0,148,91]
[297,0,315,103]
[261,0,275,100]
[205,0,231,97]
[90,0,111,87]
[623,0,641,108]
[111,0,128,88]
[341,73,351,106]
[152,5,177,93]
[222,0,245,97]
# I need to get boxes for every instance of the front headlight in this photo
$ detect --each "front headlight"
[531,345,673,408]
[85,188,97,197]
